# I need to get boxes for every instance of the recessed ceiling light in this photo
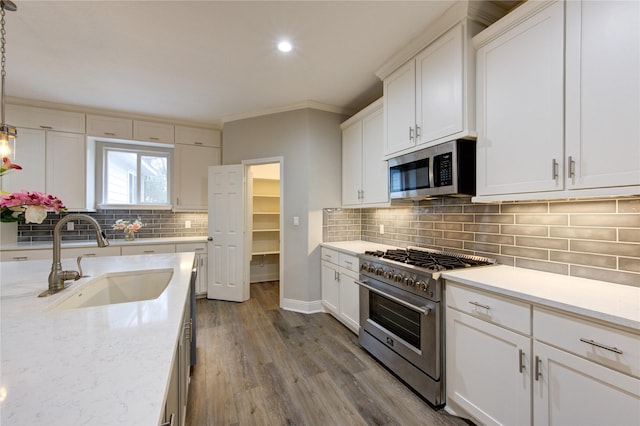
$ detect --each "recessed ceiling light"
[277,40,292,53]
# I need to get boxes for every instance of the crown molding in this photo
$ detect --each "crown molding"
[221,100,354,125]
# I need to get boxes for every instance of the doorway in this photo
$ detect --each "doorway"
[244,158,283,306]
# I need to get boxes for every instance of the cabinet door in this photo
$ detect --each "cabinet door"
[196,253,208,295]
[45,131,86,211]
[361,107,388,205]
[415,24,463,145]
[533,341,640,426]
[384,60,416,155]
[341,120,363,206]
[174,144,221,210]
[338,269,359,333]
[86,115,133,139]
[446,308,531,426]
[6,104,85,133]
[476,1,564,196]
[0,127,46,193]
[133,120,175,144]
[175,126,221,148]
[321,261,340,315]
[565,0,640,190]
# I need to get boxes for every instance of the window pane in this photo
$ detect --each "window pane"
[140,155,168,203]
[106,150,137,204]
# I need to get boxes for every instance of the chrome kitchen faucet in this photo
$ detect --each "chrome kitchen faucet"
[40,214,109,297]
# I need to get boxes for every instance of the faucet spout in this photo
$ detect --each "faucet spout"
[40,214,110,297]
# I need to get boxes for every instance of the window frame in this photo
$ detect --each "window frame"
[95,141,173,210]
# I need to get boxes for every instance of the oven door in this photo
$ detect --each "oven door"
[357,277,440,380]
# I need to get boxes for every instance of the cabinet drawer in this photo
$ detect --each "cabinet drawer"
[446,281,531,335]
[339,253,359,272]
[133,120,175,144]
[61,246,121,258]
[0,249,51,262]
[175,126,221,147]
[321,247,340,265]
[534,307,640,379]
[86,115,133,139]
[176,242,207,254]
[121,244,176,255]
[6,104,85,133]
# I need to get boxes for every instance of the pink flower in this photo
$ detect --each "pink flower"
[0,190,66,223]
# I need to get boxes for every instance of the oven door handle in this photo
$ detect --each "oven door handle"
[355,280,432,316]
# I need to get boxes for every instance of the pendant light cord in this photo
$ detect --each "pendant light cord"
[1,4,6,126]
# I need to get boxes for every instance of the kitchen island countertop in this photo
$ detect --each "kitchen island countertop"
[0,252,195,425]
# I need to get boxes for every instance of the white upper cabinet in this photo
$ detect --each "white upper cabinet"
[415,24,464,144]
[174,144,221,211]
[175,126,221,148]
[45,131,88,211]
[474,0,640,201]
[86,115,133,139]
[6,104,85,134]
[384,61,417,155]
[133,120,175,144]
[475,1,565,197]
[565,0,640,191]
[0,128,46,193]
[341,99,388,207]
[383,20,482,157]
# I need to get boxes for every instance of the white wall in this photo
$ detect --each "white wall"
[222,108,345,303]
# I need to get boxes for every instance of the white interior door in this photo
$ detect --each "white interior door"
[207,164,248,302]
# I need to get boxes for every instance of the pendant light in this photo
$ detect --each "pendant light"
[0,0,16,160]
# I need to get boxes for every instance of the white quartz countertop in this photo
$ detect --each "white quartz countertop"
[442,265,640,331]
[1,235,207,251]
[320,240,399,256]
[0,252,195,425]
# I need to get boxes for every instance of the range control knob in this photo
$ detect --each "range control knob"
[393,273,404,283]
[404,277,415,287]
[417,280,428,292]
[360,262,369,271]
[384,270,393,279]
[375,267,384,276]
[368,264,376,273]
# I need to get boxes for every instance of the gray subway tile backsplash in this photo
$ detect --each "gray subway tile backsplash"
[323,196,640,287]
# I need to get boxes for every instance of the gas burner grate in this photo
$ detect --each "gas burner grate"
[372,247,495,271]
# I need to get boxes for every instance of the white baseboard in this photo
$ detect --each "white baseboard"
[281,298,324,314]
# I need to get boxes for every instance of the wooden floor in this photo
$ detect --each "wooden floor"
[185,281,470,426]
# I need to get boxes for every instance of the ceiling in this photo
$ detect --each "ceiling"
[5,1,514,127]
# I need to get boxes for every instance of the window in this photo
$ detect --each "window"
[96,142,172,208]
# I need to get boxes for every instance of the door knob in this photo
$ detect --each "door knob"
[207,237,213,241]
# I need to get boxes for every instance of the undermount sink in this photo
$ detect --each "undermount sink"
[51,268,173,310]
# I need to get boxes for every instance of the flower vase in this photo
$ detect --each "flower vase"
[0,221,17,246]
[124,230,135,241]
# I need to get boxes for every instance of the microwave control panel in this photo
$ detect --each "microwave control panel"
[434,152,453,187]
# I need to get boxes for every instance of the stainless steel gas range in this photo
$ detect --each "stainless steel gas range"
[356,247,495,407]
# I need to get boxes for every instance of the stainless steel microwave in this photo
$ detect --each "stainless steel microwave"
[388,139,476,199]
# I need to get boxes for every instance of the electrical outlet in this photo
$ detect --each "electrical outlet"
[379,224,384,234]
[67,222,74,231]
[185,220,191,229]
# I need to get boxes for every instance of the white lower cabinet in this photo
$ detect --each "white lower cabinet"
[320,247,360,333]
[176,242,207,296]
[446,281,640,426]
[162,286,192,426]
[446,283,532,426]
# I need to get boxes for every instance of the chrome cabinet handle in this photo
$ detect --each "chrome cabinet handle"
[415,125,421,139]
[535,355,542,381]
[39,125,53,129]
[12,256,28,261]
[552,158,559,180]
[409,126,414,141]
[194,141,203,146]
[579,338,623,354]
[469,301,491,310]
[104,132,116,136]
[518,349,525,373]
[568,155,576,178]
[149,136,159,141]
[143,250,155,254]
